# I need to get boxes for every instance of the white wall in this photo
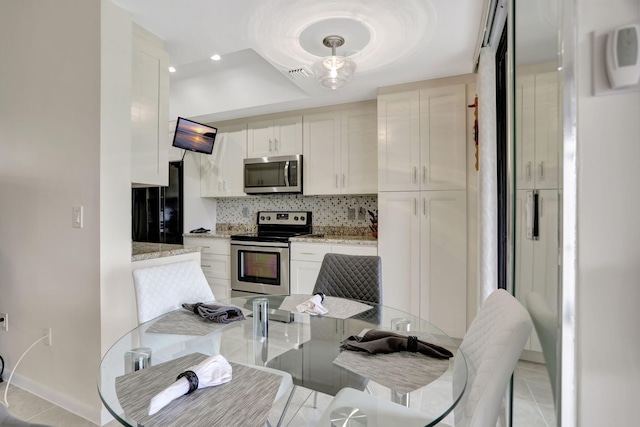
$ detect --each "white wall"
[0,1,133,424]
[575,0,640,425]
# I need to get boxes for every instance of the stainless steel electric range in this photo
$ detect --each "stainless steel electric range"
[230,211,314,297]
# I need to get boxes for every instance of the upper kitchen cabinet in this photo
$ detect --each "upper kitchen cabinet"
[247,116,303,158]
[514,69,559,190]
[378,84,467,192]
[303,102,377,195]
[201,123,247,197]
[131,24,170,187]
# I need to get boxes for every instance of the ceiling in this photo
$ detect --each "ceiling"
[112,0,486,124]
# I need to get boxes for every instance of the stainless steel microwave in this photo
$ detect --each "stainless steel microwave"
[243,154,303,194]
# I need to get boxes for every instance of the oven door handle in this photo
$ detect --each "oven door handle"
[230,240,290,249]
[284,161,290,187]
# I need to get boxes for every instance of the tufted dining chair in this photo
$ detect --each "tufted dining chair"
[312,253,382,305]
[316,289,533,427]
[526,292,558,402]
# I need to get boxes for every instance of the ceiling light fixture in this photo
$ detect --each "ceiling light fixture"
[210,54,221,61]
[313,35,356,90]
[168,66,176,73]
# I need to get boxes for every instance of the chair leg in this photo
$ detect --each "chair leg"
[313,391,318,408]
[276,385,297,427]
[365,384,372,394]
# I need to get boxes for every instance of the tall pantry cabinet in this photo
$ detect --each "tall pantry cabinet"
[377,80,471,339]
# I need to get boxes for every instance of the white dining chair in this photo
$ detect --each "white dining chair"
[316,289,533,427]
[526,292,558,402]
[131,259,293,426]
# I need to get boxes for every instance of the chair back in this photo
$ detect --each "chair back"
[526,292,558,402]
[132,259,214,324]
[452,289,532,427]
[312,253,382,304]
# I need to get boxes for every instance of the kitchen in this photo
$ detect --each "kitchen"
[3,0,639,426]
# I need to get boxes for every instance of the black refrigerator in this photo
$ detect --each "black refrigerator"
[132,161,184,244]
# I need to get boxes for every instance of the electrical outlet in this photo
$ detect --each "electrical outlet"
[348,208,356,220]
[44,327,52,346]
[0,312,7,332]
[358,207,366,220]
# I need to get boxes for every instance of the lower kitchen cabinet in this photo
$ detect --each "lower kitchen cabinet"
[290,242,378,295]
[183,237,231,299]
[378,190,467,339]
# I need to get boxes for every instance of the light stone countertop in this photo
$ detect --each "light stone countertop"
[182,232,232,239]
[132,242,202,262]
[289,235,378,245]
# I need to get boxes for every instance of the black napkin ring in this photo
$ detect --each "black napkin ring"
[407,336,418,352]
[192,302,204,315]
[176,370,199,394]
[314,292,325,303]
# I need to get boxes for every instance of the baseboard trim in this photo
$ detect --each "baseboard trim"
[8,373,102,425]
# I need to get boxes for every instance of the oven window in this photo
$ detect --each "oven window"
[237,250,280,285]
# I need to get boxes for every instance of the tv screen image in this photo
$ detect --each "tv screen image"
[172,117,217,154]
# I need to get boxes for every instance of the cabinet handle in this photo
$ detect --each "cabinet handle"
[423,198,427,216]
[269,138,273,152]
[223,180,227,191]
[342,174,346,188]
[413,167,417,184]
[201,265,211,268]
[539,161,544,180]
[423,166,427,184]
[526,162,532,181]
[218,182,222,191]
[299,252,317,255]
[413,198,417,215]
[274,138,279,151]
[335,174,339,188]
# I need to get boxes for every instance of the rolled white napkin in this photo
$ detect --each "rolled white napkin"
[148,354,232,416]
[296,294,328,316]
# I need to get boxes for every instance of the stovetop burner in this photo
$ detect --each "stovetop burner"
[230,211,313,243]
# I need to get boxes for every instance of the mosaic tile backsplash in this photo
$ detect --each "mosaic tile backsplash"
[216,194,378,236]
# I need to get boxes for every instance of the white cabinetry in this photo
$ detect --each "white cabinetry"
[247,116,302,157]
[378,84,466,192]
[514,71,559,190]
[183,237,231,299]
[514,189,559,352]
[131,24,169,187]
[378,191,467,338]
[303,104,377,195]
[290,242,378,295]
[200,124,247,197]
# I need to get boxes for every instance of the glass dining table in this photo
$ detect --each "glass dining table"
[98,294,467,426]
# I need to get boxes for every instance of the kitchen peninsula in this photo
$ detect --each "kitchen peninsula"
[132,242,203,268]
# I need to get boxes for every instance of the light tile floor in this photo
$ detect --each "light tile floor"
[0,360,556,426]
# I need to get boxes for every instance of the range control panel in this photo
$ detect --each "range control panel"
[256,211,312,226]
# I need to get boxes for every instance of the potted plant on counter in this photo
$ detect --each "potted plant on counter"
[368,210,378,238]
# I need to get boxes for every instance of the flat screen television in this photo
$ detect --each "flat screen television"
[171,117,217,155]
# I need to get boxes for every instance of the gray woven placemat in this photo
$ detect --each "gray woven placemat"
[333,330,452,393]
[146,307,249,336]
[278,295,373,319]
[115,353,281,426]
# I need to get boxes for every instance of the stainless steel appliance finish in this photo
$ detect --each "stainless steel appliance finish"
[230,211,313,296]
[243,154,303,194]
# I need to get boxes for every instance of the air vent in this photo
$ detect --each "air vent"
[286,66,312,80]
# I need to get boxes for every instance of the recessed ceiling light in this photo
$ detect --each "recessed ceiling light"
[168,66,176,73]
[210,54,221,61]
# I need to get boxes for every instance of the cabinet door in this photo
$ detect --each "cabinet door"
[341,106,378,194]
[201,124,247,197]
[378,192,421,316]
[419,85,467,190]
[131,30,169,186]
[419,191,467,339]
[533,72,559,189]
[290,260,322,295]
[303,112,341,195]
[247,119,273,157]
[514,74,537,190]
[378,91,420,191]
[273,116,303,156]
[331,244,377,256]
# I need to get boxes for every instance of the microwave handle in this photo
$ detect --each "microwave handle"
[284,161,290,187]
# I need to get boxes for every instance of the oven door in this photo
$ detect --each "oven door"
[230,241,290,295]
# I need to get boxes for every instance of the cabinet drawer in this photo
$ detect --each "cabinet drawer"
[331,244,377,256]
[209,278,230,300]
[200,253,231,279]
[291,243,332,262]
[184,237,230,256]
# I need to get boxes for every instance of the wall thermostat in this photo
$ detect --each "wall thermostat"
[606,24,640,89]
